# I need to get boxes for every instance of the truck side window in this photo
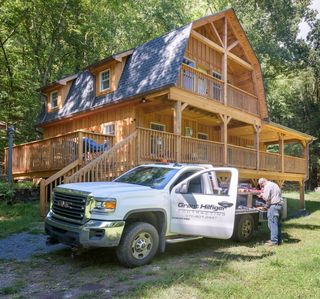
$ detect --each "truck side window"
[170,171,198,191]
[187,176,202,193]
[206,171,229,196]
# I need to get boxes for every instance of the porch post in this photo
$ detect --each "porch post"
[299,180,305,209]
[254,124,261,170]
[174,101,182,162]
[223,17,228,105]
[219,114,231,166]
[78,131,83,164]
[278,133,285,173]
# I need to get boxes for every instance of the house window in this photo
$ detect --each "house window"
[182,57,196,92]
[100,69,110,91]
[212,71,222,101]
[197,133,208,140]
[185,127,193,137]
[103,122,115,136]
[197,67,208,96]
[50,91,58,109]
[150,123,165,132]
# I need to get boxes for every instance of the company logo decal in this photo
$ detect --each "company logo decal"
[218,201,233,208]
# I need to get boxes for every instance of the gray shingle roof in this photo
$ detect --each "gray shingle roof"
[38,23,192,125]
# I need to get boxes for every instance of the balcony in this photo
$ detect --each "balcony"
[176,64,259,115]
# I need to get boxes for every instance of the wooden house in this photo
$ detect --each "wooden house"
[5,9,314,215]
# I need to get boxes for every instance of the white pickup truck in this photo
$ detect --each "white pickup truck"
[45,163,263,267]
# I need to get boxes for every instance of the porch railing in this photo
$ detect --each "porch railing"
[138,128,177,162]
[181,137,223,165]
[259,152,281,172]
[228,145,257,169]
[284,156,306,174]
[6,131,114,175]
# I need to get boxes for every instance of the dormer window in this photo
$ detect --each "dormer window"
[50,91,58,109]
[100,69,110,92]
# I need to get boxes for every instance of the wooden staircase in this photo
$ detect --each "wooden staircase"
[39,131,137,216]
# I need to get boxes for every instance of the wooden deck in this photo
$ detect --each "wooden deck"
[6,131,114,178]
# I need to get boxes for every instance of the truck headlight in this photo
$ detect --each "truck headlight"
[94,198,116,212]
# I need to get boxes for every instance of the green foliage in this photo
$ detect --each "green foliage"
[0,0,319,186]
[0,182,15,201]
[0,201,41,238]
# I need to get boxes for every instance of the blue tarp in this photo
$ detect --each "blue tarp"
[82,138,109,152]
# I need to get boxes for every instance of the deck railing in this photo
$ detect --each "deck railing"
[181,136,223,165]
[138,128,177,162]
[284,156,306,174]
[228,145,257,169]
[227,84,259,115]
[259,152,281,172]
[7,131,114,175]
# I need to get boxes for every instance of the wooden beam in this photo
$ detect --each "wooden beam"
[181,102,189,111]
[210,22,223,46]
[192,14,225,29]
[219,114,232,165]
[228,52,253,70]
[169,87,262,125]
[174,101,182,162]
[191,30,224,53]
[254,124,261,170]
[278,133,285,173]
[191,30,254,71]
[299,180,305,209]
[227,40,239,51]
[223,17,228,106]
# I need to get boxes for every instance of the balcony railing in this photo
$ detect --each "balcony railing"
[227,84,259,115]
[177,64,259,115]
[177,64,224,103]
[6,131,114,175]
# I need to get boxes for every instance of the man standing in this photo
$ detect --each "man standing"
[258,178,283,246]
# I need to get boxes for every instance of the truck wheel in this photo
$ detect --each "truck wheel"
[232,214,254,242]
[116,222,159,268]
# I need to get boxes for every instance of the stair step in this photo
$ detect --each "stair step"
[166,236,203,244]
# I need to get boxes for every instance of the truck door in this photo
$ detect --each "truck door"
[170,168,238,239]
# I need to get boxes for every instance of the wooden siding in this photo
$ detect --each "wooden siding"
[43,103,136,143]
[185,36,222,74]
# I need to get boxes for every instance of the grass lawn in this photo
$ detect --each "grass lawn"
[0,192,319,298]
[0,201,42,238]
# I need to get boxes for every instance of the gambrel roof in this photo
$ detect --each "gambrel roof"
[38,8,267,125]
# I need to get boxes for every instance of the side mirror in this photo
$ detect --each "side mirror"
[175,183,188,194]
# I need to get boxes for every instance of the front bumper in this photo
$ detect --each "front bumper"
[45,212,125,248]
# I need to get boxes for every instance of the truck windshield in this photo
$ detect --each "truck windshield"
[114,166,179,189]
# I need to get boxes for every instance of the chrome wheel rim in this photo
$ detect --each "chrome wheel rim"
[241,219,252,238]
[131,232,153,259]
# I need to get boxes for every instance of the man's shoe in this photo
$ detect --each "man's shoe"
[265,240,278,246]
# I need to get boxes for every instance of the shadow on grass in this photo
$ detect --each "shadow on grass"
[283,223,320,231]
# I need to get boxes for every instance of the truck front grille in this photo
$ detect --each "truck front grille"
[52,191,87,224]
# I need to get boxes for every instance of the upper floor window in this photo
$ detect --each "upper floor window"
[50,91,58,109]
[100,69,110,91]
[198,132,208,140]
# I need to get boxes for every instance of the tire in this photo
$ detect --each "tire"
[232,214,254,242]
[116,222,159,268]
